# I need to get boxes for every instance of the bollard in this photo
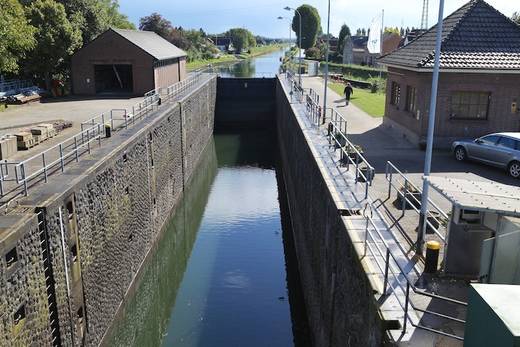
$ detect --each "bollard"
[105,124,112,138]
[424,240,441,273]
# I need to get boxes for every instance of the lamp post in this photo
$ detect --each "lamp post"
[418,0,445,255]
[284,6,302,85]
[322,0,331,125]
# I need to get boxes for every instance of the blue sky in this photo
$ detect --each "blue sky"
[119,0,517,38]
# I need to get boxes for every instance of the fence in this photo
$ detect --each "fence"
[0,73,211,204]
[363,201,466,341]
[0,79,33,93]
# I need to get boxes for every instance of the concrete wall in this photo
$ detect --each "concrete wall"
[384,67,520,148]
[0,75,216,346]
[71,29,155,95]
[275,79,384,346]
[215,78,276,129]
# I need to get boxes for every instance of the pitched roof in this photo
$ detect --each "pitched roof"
[379,0,520,70]
[111,28,187,61]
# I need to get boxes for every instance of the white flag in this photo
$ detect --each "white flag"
[367,14,382,54]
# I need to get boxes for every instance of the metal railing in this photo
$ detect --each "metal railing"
[362,202,466,341]
[0,79,33,93]
[1,73,211,204]
[327,122,374,199]
[385,161,449,245]
[305,93,321,126]
[326,107,348,134]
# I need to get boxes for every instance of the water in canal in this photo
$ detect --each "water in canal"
[211,47,288,78]
[107,51,310,346]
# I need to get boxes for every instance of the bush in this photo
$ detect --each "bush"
[305,47,322,60]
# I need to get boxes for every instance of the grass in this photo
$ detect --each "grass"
[187,54,237,71]
[329,82,386,117]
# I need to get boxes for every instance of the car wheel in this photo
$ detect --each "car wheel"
[508,161,520,179]
[454,146,467,161]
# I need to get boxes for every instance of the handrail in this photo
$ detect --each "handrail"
[363,202,466,341]
[385,161,449,245]
[328,122,374,199]
[1,73,212,203]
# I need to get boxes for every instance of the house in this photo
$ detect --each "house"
[212,37,234,52]
[378,0,520,148]
[71,28,187,96]
[398,29,427,48]
[343,33,401,66]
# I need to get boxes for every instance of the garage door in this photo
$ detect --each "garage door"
[94,64,133,94]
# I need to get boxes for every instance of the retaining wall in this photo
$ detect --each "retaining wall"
[0,75,217,346]
[275,78,385,346]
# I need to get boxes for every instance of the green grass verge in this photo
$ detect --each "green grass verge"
[329,82,386,117]
[187,54,238,71]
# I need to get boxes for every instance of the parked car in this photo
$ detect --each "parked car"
[452,133,520,178]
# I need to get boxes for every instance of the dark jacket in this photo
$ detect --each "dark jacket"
[344,85,354,99]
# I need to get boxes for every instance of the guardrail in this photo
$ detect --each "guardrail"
[362,202,466,341]
[385,161,449,246]
[0,79,33,93]
[305,94,321,126]
[0,73,211,204]
[327,123,374,199]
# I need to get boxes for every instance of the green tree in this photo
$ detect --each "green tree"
[513,12,520,24]
[337,24,351,54]
[102,0,135,30]
[226,28,255,52]
[139,13,173,39]
[25,0,82,89]
[0,0,36,74]
[291,5,321,49]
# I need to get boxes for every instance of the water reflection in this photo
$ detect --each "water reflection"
[213,47,287,78]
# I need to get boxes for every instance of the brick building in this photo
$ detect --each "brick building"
[379,0,520,148]
[71,28,187,96]
[343,33,401,66]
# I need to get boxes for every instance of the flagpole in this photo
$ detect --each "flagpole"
[379,9,384,77]
[418,0,445,255]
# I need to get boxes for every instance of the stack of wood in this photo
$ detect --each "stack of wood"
[30,124,57,143]
[15,132,36,150]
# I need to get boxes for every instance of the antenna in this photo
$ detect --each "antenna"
[421,0,429,29]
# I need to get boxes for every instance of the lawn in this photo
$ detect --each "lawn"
[329,82,386,117]
[187,54,238,71]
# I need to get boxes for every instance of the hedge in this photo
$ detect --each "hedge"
[323,62,387,80]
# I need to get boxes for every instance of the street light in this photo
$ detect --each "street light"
[322,0,331,125]
[284,6,302,85]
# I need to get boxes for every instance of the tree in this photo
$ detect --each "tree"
[25,0,82,89]
[361,28,367,36]
[226,28,255,52]
[291,5,321,49]
[139,13,173,39]
[337,24,351,54]
[0,0,36,74]
[513,12,520,24]
[102,0,135,30]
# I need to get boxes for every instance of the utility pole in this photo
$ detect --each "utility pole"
[417,0,445,255]
[322,0,331,124]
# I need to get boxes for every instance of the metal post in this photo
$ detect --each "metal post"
[403,282,410,333]
[59,144,64,172]
[418,0,445,255]
[42,153,47,182]
[322,0,331,125]
[383,249,390,295]
[74,137,79,162]
[21,163,28,196]
[402,180,408,217]
[87,130,91,154]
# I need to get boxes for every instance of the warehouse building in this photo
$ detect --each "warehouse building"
[71,28,187,96]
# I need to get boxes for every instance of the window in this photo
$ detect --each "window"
[405,86,417,113]
[497,137,519,150]
[390,82,401,106]
[450,92,490,120]
[480,135,500,146]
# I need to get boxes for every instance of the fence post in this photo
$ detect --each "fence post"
[42,152,48,183]
[87,129,91,154]
[74,137,79,162]
[403,283,410,334]
[59,144,64,172]
[383,249,390,295]
[22,163,28,196]
[402,181,408,217]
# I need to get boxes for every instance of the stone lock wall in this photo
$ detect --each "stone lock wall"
[0,213,52,346]
[275,79,384,347]
[0,75,216,346]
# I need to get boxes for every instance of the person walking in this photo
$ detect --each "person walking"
[344,82,354,106]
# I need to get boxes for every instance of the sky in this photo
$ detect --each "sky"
[118,0,518,38]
